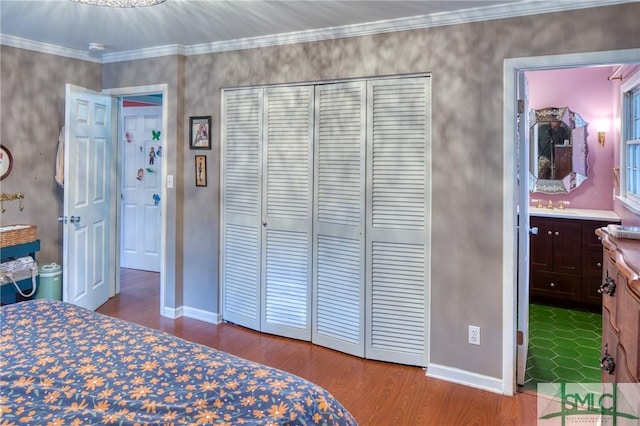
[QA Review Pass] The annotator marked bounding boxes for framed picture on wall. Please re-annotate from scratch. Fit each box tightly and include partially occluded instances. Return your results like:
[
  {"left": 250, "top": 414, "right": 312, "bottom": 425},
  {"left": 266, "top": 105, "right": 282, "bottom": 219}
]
[
  {"left": 195, "top": 155, "right": 207, "bottom": 187},
  {"left": 189, "top": 116, "right": 211, "bottom": 150},
  {"left": 0, "top": 145, "right": 13, "bottom": 181}
]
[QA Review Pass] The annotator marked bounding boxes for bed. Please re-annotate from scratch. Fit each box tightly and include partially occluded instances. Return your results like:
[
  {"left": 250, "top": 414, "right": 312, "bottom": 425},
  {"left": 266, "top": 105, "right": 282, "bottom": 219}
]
[{"left": 0, "top": 299, "right": 358, "bottom": 425}]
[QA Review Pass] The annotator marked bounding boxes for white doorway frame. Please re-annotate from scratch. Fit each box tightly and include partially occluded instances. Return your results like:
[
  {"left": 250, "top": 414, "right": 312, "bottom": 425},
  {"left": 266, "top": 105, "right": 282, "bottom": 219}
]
[
  {"left": 502, "top": 48, "right": 640, "bottom": 396},
  {"left": 103, "top": 84, "right": 169, "bottom": 311}
]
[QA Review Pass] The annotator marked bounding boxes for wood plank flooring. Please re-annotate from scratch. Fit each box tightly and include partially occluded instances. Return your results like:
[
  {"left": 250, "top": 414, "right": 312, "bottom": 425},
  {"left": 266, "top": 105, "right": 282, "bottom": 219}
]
[{"left": 96, "top": 268, "right": 537, "bottom": 425}]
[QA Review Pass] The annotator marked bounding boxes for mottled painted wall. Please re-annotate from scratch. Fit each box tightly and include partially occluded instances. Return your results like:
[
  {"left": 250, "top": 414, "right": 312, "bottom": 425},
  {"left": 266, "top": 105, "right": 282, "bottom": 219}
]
[
  {"left": 0, "top": 46, "right": 101, "bottom": 264},
  {"left": 184, "top": 3, "right": 640, "bottom": 379}
]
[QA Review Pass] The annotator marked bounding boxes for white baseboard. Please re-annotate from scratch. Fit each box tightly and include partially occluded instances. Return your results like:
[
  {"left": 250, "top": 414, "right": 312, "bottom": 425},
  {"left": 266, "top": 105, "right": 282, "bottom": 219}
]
[
  {"left": 183, "top": 306, "right": 222, "bottom": 325},
  {"left": 426, "top": 363, "right": 504, "bottom": 395},
  {"left": 161, "top": 304, "right": 222, "bottom": 324},
  {"left": 161, "top": 305, "right": 183, "bottom": 319}
]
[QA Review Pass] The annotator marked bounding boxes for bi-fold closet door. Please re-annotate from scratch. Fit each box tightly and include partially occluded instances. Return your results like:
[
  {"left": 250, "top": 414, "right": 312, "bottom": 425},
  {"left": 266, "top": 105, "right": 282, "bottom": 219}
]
[
  {"left": 313, "top": 81, "right": 367, "bottom": 358},
  {"left": 220, "top": 85, "right": 314, "bottom": 340},
  {"left": 221, "top": 77, "right": 429, "bottom": 367}
]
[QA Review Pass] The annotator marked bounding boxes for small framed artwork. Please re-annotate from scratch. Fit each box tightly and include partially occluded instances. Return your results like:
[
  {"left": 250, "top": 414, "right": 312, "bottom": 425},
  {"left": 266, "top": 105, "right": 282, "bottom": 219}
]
[
  {"left": 189, "top": 116, "right": 211, "bottom": 150},
  {"left": 0, "top": 145, "right": 13, "bottom": 181},
  {"left": 195, "top": 155, "right": 207, "bottom": 187}
]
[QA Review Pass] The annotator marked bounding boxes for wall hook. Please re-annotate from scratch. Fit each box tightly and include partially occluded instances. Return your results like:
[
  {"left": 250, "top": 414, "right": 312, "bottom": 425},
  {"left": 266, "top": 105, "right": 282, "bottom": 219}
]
[{"left": 0, "top": 192, "right": 25, "bottom": 213}]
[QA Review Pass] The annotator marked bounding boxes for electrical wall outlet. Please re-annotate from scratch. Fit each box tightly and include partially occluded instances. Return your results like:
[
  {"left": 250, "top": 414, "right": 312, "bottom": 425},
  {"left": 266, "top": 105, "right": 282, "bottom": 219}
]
[{"left": 469, "top": 325, "right": 481, "bottom": 345}]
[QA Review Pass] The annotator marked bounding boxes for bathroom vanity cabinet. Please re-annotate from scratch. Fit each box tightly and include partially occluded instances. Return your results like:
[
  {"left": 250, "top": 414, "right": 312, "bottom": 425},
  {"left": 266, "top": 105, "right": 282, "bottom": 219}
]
[
  {"left": 530, "top": 215, "right": 619, "bottom": 309},
  {"left": 596, "top": 228, "right": 640, "bottom": 384}
]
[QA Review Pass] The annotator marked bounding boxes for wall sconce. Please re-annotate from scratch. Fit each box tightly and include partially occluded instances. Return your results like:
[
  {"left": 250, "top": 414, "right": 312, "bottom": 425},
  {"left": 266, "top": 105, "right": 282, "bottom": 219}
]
[
  {"left": 598, "top": 131, "right": 606, "bottom": 147},
  {"left": 595, "top": 118, "right": 610, "bottom": 147}
]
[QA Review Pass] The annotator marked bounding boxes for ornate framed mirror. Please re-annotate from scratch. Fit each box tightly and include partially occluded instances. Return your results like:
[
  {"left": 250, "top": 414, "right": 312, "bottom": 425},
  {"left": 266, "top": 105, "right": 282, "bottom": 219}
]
[{"left": 529, "top": 107, "right": 589, "bottom": 194}]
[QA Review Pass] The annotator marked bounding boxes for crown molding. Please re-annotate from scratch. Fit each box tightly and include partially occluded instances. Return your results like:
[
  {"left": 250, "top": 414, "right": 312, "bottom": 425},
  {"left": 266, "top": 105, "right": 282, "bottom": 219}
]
[
  {"left": 184, "top": 0, "right": 630, "bottom": 55},
  {"left": 0, "top": 34, "right": 102, "bottom": 63},
  {"left": 1, "top": 0, "right": 632, "bottom": 62},
  {"left": 101, "top": 44, "right": 186, "bottom": 64}
]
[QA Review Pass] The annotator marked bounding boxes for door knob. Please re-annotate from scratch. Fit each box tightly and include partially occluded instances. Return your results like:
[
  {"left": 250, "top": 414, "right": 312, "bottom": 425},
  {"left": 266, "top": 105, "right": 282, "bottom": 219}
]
[
  {"left": 58, "top": 216, "right": 68, "bottom": 224},
  {"left": 529, "top": 227, "right": 538, "bottom": 235},
  {"left": 70, "top": 215, "right": 81, "bottom": 224}
]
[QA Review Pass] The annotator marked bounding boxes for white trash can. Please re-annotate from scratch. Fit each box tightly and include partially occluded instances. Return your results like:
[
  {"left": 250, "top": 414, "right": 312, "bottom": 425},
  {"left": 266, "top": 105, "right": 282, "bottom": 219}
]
[{"left": 36, "top": 263, "right": 62, "bottom": 300}]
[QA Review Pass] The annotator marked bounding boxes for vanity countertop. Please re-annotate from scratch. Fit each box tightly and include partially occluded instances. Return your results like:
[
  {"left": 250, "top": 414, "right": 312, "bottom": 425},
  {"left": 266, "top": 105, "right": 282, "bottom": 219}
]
[{"left": 529, "top": 207, "right": 620, "bottom": 221}]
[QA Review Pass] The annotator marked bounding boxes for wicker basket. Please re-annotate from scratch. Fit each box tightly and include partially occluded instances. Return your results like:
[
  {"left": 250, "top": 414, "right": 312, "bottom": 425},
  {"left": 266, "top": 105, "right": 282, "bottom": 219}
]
[{"left": 0, "top": 224, "right": 37, "bottom": 248}]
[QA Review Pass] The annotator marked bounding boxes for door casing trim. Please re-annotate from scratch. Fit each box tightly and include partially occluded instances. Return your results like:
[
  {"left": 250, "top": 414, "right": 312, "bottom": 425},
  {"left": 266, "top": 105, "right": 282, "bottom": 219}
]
[
  {"left": 502, "top": 48, "right": 640, "bottom": 396},
  {"left": 103, "top": 84, "right": 169, "bottom": 312}
]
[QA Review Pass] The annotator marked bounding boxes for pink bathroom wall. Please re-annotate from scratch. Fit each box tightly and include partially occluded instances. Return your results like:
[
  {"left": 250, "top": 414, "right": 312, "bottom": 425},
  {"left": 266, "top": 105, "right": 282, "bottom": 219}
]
[{"left": 526, "top": 66, "right": 616, "bottom": 210}]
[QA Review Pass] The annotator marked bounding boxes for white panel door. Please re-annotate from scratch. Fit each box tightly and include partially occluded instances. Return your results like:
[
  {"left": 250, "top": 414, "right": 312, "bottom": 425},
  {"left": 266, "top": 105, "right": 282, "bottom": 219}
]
[
  {"left": 63, "top": 84, "right": 112, "bottom": 310},
  {"left": 120, "top": 105, "right": 163, "bottom": 272},
  {"left": 313, "top": 82, "right": 366, "bottom": 357},
  {"left": 365, "top": 77, "right": 431, "bottom": 367},
  {"left": 221, "top": 88, "right": 264, "bottom": 330},
  {"left": 517, "top": 72, "right": 531, "bottom": 385},
  {"left": 261, "top": 86, "right": 314, "bottom": 341}
]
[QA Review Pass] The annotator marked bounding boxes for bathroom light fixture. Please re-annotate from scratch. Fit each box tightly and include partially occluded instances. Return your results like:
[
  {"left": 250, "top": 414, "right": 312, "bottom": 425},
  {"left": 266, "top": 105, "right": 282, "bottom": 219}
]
[
  {"left": 595, "top": 118, "right": 609, "bottom": 147},
  {"left": 71, "top": 0, "right": 165, "bottom": 7},
  {"left": 598, "top": 131, "right": 606, "bottom": 147}
]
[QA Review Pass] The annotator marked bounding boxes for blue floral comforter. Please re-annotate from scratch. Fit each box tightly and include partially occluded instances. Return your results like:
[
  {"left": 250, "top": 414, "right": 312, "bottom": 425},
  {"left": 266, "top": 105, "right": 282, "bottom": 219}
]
[{"left": 0, "top": 299, "right": 358, "bottom": 425}]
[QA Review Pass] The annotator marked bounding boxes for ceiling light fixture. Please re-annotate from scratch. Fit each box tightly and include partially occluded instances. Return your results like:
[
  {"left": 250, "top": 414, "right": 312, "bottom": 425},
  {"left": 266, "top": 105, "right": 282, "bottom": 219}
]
[{"left": 71, "top": 0, "right": 166, "bottom": 7}]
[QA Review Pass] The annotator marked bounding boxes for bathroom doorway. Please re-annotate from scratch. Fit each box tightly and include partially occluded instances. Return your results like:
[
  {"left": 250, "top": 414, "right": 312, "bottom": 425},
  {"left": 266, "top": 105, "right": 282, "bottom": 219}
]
[
  {"left": 520, "top": 66, "right": 618, "bottom": 391},
  {"left": 502, "top": 48, "right": 640, "bottom": 396}
]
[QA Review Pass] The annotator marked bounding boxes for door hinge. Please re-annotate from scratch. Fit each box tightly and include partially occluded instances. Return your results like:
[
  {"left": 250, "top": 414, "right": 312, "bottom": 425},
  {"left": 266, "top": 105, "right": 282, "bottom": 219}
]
[
  {"left": 517, "top": 330, "right": 524, "bottom": 345},
  {"left": 517, "top": 99, "right": 525, "bottom": 114}
]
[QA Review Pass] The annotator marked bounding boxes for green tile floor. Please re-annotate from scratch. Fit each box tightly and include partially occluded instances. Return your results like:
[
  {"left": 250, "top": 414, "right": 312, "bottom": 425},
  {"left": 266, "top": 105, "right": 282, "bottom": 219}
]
[{"left": 522, "top": 304, "right": 602, "bottom": 391}]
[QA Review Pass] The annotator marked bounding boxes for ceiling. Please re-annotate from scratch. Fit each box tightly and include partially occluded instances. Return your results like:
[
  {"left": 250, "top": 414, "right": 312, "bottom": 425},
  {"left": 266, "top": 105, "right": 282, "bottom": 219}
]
[{"left": 0, "top": 0, "right": 628, "bottom": 61}]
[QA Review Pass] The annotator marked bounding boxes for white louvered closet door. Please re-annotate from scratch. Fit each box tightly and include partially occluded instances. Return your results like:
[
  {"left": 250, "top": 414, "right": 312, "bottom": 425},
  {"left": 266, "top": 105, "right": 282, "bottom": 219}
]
[
  {"left": 313, "top": 82, "right": 366, "bottom": 357},
  {"left": 366, "top": 77, "right": 431, "bottom": 367},
  {"left": 261, "top": 86, "right": 315, "bottom": 341},
  {"left": 221, "top": 88, "right": 264, "bottom": 330}
]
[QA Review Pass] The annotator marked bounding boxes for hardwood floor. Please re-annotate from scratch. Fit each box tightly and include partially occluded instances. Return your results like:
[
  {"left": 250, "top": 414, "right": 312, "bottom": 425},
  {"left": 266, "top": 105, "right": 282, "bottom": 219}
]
[{"left": 96, "top": 268, "right": 537, "bottom": 425}]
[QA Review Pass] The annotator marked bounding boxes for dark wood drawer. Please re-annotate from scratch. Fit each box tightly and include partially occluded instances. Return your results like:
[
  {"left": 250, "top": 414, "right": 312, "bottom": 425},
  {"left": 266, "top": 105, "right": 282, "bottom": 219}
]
[
  {"left": 581, "top": 275, "right": 602, "bottom": 306},
  {"left": 531, "top": 271, "right": 580, "bottom": 301},
  {"left": 582, "top": 221, "right": 613, "bottom": 251},
  {"left": 582, "top": 250, "right": 604, "bottom": 277}
]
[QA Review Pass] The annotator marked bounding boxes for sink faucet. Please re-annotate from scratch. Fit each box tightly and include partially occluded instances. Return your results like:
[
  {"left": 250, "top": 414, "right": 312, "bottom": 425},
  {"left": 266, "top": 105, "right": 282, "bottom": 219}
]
[
  {"left": 558, "top": 201, "right": 570, "bottom": 210},
  {"left": 546, "top": 200, "right": 554, "bottom": 209}
]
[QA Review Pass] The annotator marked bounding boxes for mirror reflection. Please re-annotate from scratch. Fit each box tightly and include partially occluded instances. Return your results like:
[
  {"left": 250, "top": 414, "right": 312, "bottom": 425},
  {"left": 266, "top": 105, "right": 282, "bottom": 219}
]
[
  {"left": 537, "top": 120, "right": 572, "bottom": 180},
  {"left": 529, "top": 107, "right": 589, "bottom": 194}
]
